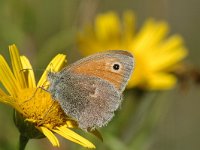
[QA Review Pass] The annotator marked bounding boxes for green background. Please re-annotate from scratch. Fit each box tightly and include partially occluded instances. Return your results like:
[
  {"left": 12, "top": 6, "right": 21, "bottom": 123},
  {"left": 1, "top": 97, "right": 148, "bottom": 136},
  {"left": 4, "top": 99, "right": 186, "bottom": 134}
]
[{"left": 0, "top": 0, "right": 199, "bottom": 150}]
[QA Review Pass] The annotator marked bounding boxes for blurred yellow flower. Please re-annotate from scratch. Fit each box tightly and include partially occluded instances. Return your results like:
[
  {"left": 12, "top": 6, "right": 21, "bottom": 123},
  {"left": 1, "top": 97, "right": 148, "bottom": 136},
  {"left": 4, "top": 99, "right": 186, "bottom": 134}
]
[
  {"left": 0, "top": 45, "right": 95, "bottom": 148},
  {"left": 77, "top": 11, "right": 188, "bottom": 90}
]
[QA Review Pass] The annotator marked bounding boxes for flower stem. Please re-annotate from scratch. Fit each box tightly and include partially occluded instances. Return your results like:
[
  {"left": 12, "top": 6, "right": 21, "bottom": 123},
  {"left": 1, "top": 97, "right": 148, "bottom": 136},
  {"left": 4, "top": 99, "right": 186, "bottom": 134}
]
[{"left": 19, "top": 134, "right": 29, "bottom": 150}]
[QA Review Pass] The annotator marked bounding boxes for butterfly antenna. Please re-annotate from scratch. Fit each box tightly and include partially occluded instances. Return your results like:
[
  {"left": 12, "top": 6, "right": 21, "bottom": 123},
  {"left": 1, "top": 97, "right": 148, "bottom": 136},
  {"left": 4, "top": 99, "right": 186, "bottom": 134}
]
[{"left": 21, "top": 79, "right": 49, "bottom": 104}]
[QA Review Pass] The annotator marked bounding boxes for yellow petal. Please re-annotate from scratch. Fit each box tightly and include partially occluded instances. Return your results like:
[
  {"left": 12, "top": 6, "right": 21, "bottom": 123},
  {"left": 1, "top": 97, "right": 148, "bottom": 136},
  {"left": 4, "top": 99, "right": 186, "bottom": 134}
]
[
  {"left": 66, "top": 120, "right": 78, "bottom": 128},
  {"left": 123, "top": 10, "right": 135, "bottom": 43},
  {"left": 54, "top": 126, "right": 95, "bottom": 148},
  {"left": 95, "top": 12, "right": 120, "bottom": 42},
  {"left": 20, "top": 56, "right": 36, "bottom": 88},
  {"left": 131, "top": 19, "right": 168, "bottom": 54},
  {"left": 0, "top": 88, "right": 7, "bottom": 97},
  {"left": 77, "top": 26, "right": 104, "bottom": 55},
  {"left": 38, "top": 127, "right": 60, "bottom": 147},
  {"left": 37, "top": 54, "right": 66, "bottom": 88},
  {"left": 151, "top": 47, "right": 187, "bottom": 72},
  {"left": 0, "top": 55, "right": 20, "bottom": 96},
  {"left": 9, "top": 44, "right": 27, "bottom": 88},
  {"left": 0, "top": 95, "right": 15, "bottom": 105},
  {"left": 149, "top": 36, "right": 188, "bottom": 71},
  {"left": 0, "top": 94, "right": 20, "bottom": 111},
  {"left": 147, "top": 73, "right": 177, "bottom": 90}
]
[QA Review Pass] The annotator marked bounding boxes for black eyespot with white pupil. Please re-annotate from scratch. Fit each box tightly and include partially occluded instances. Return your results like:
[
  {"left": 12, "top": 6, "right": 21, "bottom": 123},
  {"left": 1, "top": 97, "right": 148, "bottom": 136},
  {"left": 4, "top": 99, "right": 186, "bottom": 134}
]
[{"left": 113, "top": 63, "right": 120, "bottom": 70}]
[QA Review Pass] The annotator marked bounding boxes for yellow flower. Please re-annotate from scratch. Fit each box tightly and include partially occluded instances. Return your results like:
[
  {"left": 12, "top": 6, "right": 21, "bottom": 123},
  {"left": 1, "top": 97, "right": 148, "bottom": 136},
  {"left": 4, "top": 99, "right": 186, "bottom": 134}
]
[
  {"left": 0, "top": 44, "right": 95, "bottom": 148},
  {"left": 77, "top": 11, "right": 188, "bottom": 90}
]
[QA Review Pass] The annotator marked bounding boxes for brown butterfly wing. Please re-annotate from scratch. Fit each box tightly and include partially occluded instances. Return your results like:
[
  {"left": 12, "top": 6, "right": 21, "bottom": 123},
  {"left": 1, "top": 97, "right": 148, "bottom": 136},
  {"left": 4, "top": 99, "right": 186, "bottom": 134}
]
[
  {"left": 51, "top": 73, "right": 121, "bottom": 129},
  {"left": 63, "top": 50, "right": 134, "bottom": 92}
]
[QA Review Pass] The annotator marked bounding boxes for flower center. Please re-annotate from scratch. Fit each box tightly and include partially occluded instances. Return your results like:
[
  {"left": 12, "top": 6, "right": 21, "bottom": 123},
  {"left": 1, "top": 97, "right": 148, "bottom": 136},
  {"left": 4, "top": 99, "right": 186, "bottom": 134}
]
[{"left": 17, "top": 88, "right": 68, "bottom": 129}]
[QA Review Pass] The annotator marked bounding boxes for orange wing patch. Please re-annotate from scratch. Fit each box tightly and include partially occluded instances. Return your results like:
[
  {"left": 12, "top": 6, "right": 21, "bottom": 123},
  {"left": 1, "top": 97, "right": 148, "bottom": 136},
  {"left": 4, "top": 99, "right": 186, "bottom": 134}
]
[{"left": 70, "top": 58, "right": 124, "bottom": 90}]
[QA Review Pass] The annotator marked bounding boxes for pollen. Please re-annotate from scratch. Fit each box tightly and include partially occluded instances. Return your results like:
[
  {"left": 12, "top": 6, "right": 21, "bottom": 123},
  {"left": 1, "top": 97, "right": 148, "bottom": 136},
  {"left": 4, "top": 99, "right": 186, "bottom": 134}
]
[{"left": 18, "top": 88, "right": 68, "bottom": 129}]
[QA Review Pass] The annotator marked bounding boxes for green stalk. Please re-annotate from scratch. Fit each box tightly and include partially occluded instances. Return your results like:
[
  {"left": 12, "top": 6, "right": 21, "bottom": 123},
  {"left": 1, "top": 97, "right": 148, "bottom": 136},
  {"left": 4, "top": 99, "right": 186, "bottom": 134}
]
[{"left": 19, "top": 134, "right": 29, "bottom": 150}]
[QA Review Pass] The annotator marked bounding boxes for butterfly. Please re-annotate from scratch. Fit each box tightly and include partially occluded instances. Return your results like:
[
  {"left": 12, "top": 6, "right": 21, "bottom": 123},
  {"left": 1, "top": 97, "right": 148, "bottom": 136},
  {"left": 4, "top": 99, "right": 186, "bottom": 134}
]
[{"left": 47, "top": 50, "right": 134, "bottom": 130}]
